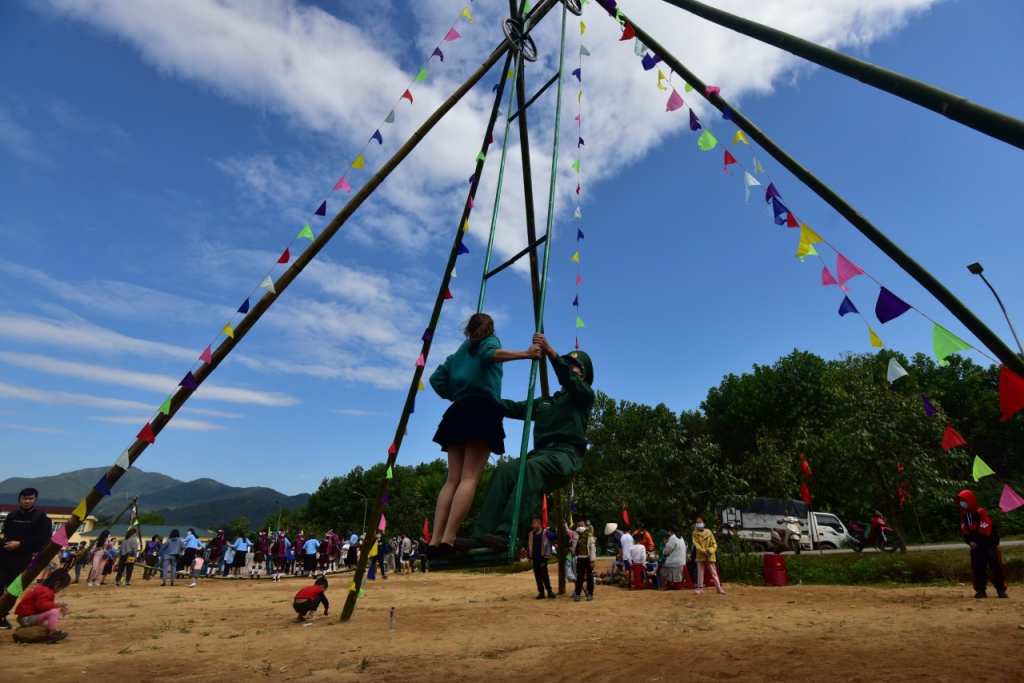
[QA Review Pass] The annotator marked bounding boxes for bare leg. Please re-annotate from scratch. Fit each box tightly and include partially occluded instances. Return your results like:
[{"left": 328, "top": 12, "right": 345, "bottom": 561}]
[
  {"left": 441, "top": 441, "right": 490, "bottom": 545},
  {"left": 431, "top": 445, "right": 465, "bottom": 545}
]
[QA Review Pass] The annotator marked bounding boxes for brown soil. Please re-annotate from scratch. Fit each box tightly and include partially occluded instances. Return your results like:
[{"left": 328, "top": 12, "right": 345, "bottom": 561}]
[{"left": 5, "top": 569, "right": 1021, "bottom": 682}]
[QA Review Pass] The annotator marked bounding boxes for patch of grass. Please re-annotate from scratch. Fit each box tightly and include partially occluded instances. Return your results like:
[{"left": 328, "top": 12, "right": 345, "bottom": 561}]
[
  {"left": 117, "top": 642, "right": 135, "bottom": 655},
  {"left": 358, "top": 657, "right": 372, "bottom": 672},
  {"left": 480, "top": 650, "right": 497, "bottom": 659},
  {"left": 667, "top": 606, "right": 716, "bottom": 632},
  {"left": 124, "top": 601, "right": 137, "bottom": 609},
  {"left": 248, "top": 661, "right": 272, "bottom": 677},
  {"left": 199, "top": 631, "right": 211, "bottom": 637}
]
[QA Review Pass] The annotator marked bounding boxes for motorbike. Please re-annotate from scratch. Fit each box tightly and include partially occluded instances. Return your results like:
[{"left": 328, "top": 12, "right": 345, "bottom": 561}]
[
  {"left": 846, "top": 516, "right": 900, "bottom": 553},
  {"left": 770, "top": 516, "right": 803, "bottom": 554}
]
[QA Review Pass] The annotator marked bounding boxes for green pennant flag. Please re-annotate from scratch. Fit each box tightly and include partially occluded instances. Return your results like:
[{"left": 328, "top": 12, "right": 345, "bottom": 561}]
[
  {"left": 524, "top": 0, "right": 531, "bottom": 12},
  {"left": 697, "top": 129, "right": 719, "bottom": 151},
  {"left": 571, "top": 159, "right": 580, "bottom": 172},
  {"left": 386, "top": 466, "right": 393, "bottom": 480},
  {"left": 933, "top": 324, "right": 972, "bottom": 366},
  {"left": 297, "top": 224, "right": 314, "bottom": 240},
  {"left": 575, "top": 316, "right": 585, "bottom": 328},
  {"left": 415, "top": 68, "right": 427, "bottom": 82},
  {"left": 158, "top": 396, "right": 172, "bottom": 416},
  {"left": 972, "top": 456, "right": 996, "bottom": 482},
  {"left": 684, "top": 82, "right": 693, "bottom": 93},
  {"left": 476, "top": 152, "right": 485, "bottom": 162},
  {"left": 7, "top": 574, "right": 24, "bottom": 597}
]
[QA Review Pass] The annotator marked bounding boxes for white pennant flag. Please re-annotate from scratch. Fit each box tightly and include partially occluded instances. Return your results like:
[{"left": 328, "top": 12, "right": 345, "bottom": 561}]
[
  {"left": 450, "top": 266, "right": 457, "bottom": 279},
  {"left": 260, "top": 275, "right": 276, "bottom": 294},
  {"left": 573, "top": 206, "right": 582, "bottom": 219},
  {"left": 743, "top": 172, "right": 762, "bottom": 203},
  {"left": 634, "top": 39, "right": 646, "bottom": 57},
  {"left": 115, "top": 449, "right": 131, "bottom": 471},
  {"left": 753, "top": 155, "right": 766, "bottom": 174},
  {"left": 887, "top": 358, "right": 909, "bottom": 383}
]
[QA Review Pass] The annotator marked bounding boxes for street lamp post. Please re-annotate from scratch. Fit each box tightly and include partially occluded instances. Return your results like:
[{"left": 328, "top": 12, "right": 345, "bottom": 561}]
[
  {"left": 968, "top": 262, "right": 1024, "bottom": 356},
  {"left": 351, "top": 492, "right": 368, "bottom": 534}
]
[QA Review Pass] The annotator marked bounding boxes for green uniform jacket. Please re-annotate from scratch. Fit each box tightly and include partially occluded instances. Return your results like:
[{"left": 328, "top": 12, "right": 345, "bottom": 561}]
[
  {"left": 499, "top": 355, "right": 595, "bottom": 449},
  {"left": 429, "top": 336, "right": 503, "bottom": 403}
]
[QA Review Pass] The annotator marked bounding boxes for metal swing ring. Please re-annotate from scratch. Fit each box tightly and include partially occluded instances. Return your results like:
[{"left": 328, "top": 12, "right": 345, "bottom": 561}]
[
  {"left": 562, "top": 0, "right": 584, "bottom": 16},
  {"left": 502, "top": 18, "right": 539, "bottom": 63}
]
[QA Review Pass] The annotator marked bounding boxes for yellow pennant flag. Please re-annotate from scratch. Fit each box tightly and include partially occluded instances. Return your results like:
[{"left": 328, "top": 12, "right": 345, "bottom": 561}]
[
  {"left": 580, "top": 21, "right": 586, "bottom": 35},
  {"left": 508, "top": 69, "right": 515, "bottom": 79},
  {"left": 72, "top": 499, "right": 88, "bottom": 520},
  {"left": 806, "top": 244, "right": 818, "bottom": 257},
  {"left": 221, "top": 322, "right": 235, "bottom": 339},
  {"left": 352, "top": 153, "right": 365, "bottom": 169},
  {"left": 368, "top": 541, "right": 379, "bottom": 558},
  {"left": 657, "top": 69, "right": 668, "bottom": 91},
  {"left": 349, "top": 581, "right": 357, "bottom": 592},
  {"left": 733, "top": 130, "right": 748, "bottom": 145},
  {"left": 418, "top": 379, "right": 424, "bottom": 391},
  {"left": 869, "top": 327, "right": 884, "bottom": 348},
  {"left": 462, "top": 219, "right": 469, "bottom": 232},
  {"left": 795, "top": 224, "right": 823, "bottom": 260},
  {"left": 571, "top": 251, "right": 580, "bottom": 263},
  {"left": 461, "top": 7, "right": 473, "bottom": 22},
  {"left": 578, "top": 90, "right": 582, "bottom": 104}
]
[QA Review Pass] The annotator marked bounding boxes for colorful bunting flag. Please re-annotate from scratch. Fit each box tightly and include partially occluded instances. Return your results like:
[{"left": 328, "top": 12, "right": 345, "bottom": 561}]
[
  {"left": 665, "top": 89, "right": 684, "bottom": 112},
  {"left": 999, "top": 365, "right": 1024, "bottom": 421},
  {"left": 415, "top": 353, "right": 425, "bottom": 368},
  {"left": 875, "top": 287, "right": 911, "bottom": 324},
  {"left": 580, "top": 21, "right": 586, "bottom": 35},
  {"left": 260, "top": 275, "right": 276, "bottom": 295},
  {"left": 705, "top": 85, "right": 721, "bottom": 96},
  {"left": 621, "top": 24, "right": 636, "bottom": 41},
  {"left": 921, "top": 393, "right": 938, "bottom": 416},
  {"left": 576, "top": 273, "right": 583, "bottom": 285},
  {"left": 765, "top": 183, "right": 780, "bottom": 203},
  {"left": 7, "top": 575, "right": 24, "bottom": 598},
  {"left": 278, "top": 248, "right": 290, "bottom": 264},
  {"left": 571, "top": 251, "right": 580, "bottom": 263},
  {"left": 200, "top": 346, "right": 213, "bottom": 364},
  {"left": 795, "top": 224, "right": 823, "bottom": 260},
  {"left": 723, "top": 106, "right": 733, "bottom": 121},
  {"left": 580, "top": 45, "right": 590, "bottom": 57},
  {"left": 838, "top": 296, "right": 858, "bottom": 317},
  {"left": 634, "top": 39, "right": 646, "bottom": 57},
  {"left": 868, "top": 327, "right": 883, "bottom": 348},
  {"left": 371, "top": 130, "right": 383, "bottom": 145},
  {"left": 421, "top": 329, "right": 432, "bottom": 342},
  {"left": 418, "top": 379, "right": 424, "bottom": 391},
  {"left": 51, "top": 525, "right": 69, "bottom": 547},
  {"left": 574, "top": 206, "right": 582, "bottom": 219},
  {"left": 822, "top": 266, "right": 839, "bottom": 287},
  {"left": 444, "top": 288, "right": 453, "bottom": 300},
  {"left": 115, "top": 449, "right": 131, "bottom": 470},
  {"left": 753, "top": 156, "right": 766, "bottom": 174},
  {"left": 887, "top": 358, "right": 909, "bottom": 383},
  {"left": 689, "top": 109, "right": 701, "bottom": 131},
  {"left": 179, "top": 371, "right": 198, "bottom": 390},
  {"left": 402, "top": 90, "right": 413, "bottom": 103},
  {"left": 158, "top": 395, "right": 172, "bottom": 415},
  {"left": 572, "top": 159, "right": 580, "bottom": 172},
  {"left": 723, "top": 150, "right": 737, "bottom": 174},
  {"left": 334, "top": 177, "right": 351, "bottom": 193},
  {"left": 221, "top": 322, "right": 235, "bottom": 338},
  {"left": 462, "top": 7, "right": 473, "bottom": 22},
  {"left": 572, "top": 295, "right": 579, "bottom": 306},
  {"left": 423, "top": 517, "right": 432, "bottom": 543},
  {"left": 444, "top": 28, "right": 460, "bottom": 41},
  {"left": 388, "top": 442, "right": 397, "bottom": 456},
  {"left": 577, "top": 228, "right": 585, "bottom": 240},
  {"left": 352, "top": 154, "right": 365, "bottom": 169},
  {"left": 378, "top": 513, "right": 387, "bottom": 531},
  {"left": 238, "top": 298, "right": 251, "bottom": 315},
  {"left": 72, "top": 500, "right": 87, "bottom": 520},
  {"left": 431, "top": 47, "right": 444, "bottom": 62},
  {"left": 94, "top": 474, "right": 111, "bottom": 496},
  {"left": 999, "top": 484, "right": 1024, "bottom": 512},
  {"left": 933, "top": 324, "right": 972, "bottom": 366},
  {"left": 657, "top": 69, "right": 668, "bottom": 90},
  {"left": 380, "top": 491, "right": 388, "bottom": 506},
  {"left": 572, "top": 67, "right": 581, "bottom": 81},
  {"left": 462, "top": 219, "right": 469, "bottom": 232},
  {"left": 575, "top": 316, "right": 585, "bottom": 328},
  {"left": 836, "top": 254, "right": 864, "bottom": 287},
  {"left": 743, "top": 172, "right": 761, "bottom": 203},
  {"left": 684, "top": 82, "right": 693, "bottom": 93},
  {"left": 385, "top": 110, "right": 396, "bottom": 123},
  {"left": 941, "top": 424, "right": 967, "bottom": 451},
  {"left": 297, "top": 225, "right": 314, "bottom": 241},
  {"left": 137, "top": 422, "right": 155, "bottom": 444},
  {"left": 771, "top": 196, "right": 789, "bottom": 225},
  {"left": 385, "top": 466, "right": 393, "bottom": 480},
  {"left": 972, "top": 456, "right": 996, "bottom": 481},
  {"left": 733, "top": 130, "right": 748, "bottom": 145},
  {"left": 415, "top": 68, "right": 427, "bottom": 82},
  {"left": 457, "top": 242, "right": 469, "bottom": 255},
  {"left": 697, "top": 129, "right": 718, "bottom": 151},
  {"left": 786, "top": 213, "right": 799, "bottom": 228},
  {"left": 641, "top": 53, "right": 655, "bottom": 70}
]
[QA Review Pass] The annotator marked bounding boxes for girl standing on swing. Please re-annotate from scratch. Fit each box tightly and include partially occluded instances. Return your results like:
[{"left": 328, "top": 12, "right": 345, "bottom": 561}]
[{"left": 428, "top": 313, "right": 540, "bottom": 556}]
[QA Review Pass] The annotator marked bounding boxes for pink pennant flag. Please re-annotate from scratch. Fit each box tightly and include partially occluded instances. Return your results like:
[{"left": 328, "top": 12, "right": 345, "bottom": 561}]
[
  {"left": 822, "top": 266, "right": 839, "bottom": 287},
  {"left": 836, "top": 254, "right": 865, "bottom": 287},
  {"left": 467, "top": 196, "right": 474, "bottom": 209},
  {"left": 415, "top": 353, "right": 425, "bottom": 368},
  {"left": 574, "top": 114, "right": 581, "bottom": 122},
  {"left": 199, "top": 346, "right": 212, "bottom": 364},
  {"left": 576, "top": 273, "right": 583, "bottom": 285},
  {"left": 334, "top": 177, "right": 352, "bottom": 193},
  {"left": 705, "top": 85, "right": 721, "bottom": 97},
  {"left": 51, "top": 525, "right": 69, "bottom": 547},
  {"left": 444, "top": 28, "right": 461, "bottom": 41},
  {"left": 378, "top": 513, "right": 387, "bottom": 531},
  {"left": 665, "top": 89, "right": 684, "bottom": 112},
  {"left": 1000, "top": 484, "right": 1024, "bottom": 512}
]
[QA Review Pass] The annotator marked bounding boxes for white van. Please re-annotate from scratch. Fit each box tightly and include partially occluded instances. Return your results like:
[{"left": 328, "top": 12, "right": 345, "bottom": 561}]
[{"left": 718, "top": 499, "right": 850, "bottom": 552}]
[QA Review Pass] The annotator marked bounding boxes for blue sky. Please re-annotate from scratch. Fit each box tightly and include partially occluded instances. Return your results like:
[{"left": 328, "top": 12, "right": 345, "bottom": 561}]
[{"left": 1, "top": 0, "right": 1021, "bottom": 495}]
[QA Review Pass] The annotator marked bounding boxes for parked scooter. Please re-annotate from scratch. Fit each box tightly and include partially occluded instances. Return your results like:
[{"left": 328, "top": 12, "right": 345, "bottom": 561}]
[
  {"left": 846, "top": 513, "right": 900, "bottom": 553},
  {"left": 770, "top": 516, "right": 803, "bottom": 554}
]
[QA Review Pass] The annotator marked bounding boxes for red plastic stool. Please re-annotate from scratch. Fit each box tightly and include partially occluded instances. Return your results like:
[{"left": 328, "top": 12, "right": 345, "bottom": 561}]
[
  {"left": 665, "top": 566, "right": 694, "bottom": 591},
  {"left": 628, "top": 564, "right": 646, "bottom": 591},
  {"left": 763, "top": 553, "right": 789, "bottom": 586}
]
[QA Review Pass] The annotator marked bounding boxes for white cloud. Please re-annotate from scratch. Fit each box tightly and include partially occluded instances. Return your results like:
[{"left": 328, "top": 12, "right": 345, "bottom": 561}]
[
  {"left": 4, "top": 424, "right": 70, "bottom": 435},
  {"left": 88, "top": 415, "right": 228, "bottom": 432},
  {"left": 0, "top": 106, "right": 40, "bottom": 161},
  {"left": 332, "top": 409, "right": 388, "bottom": 417}
]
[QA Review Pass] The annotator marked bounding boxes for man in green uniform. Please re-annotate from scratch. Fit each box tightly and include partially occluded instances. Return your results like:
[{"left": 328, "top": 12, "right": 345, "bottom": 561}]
[{"left": 472, "top": 333, "right": 595, "bottom": 549}]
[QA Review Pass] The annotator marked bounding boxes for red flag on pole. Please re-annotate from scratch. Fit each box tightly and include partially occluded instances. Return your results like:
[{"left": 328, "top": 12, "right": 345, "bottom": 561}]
[
  {"left": 622, "top": 502, "right": 630, "bottom": 527},
  {"left": 941, "top": 424, "right": 967, "bottom": 451},
  {"left": 423, "top": 517, "right": 431, "bottom": 543},
  {"left": 542, "top": 495, "right": 548, "bottom": 528},
  {"left": 800, "top": 482, "right": 812, "bottom": 505}
]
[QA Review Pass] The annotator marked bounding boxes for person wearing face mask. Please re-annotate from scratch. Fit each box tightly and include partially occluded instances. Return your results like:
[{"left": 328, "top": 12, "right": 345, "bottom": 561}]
[
  {"left": 691, "top": 517, "right": 725, "bottom": 596},
  {"left": 956, "top": 490, "right": 1008, "bottom": 599},
  {"left": 565, "top": 518, "right": 596, "bottom": 602}
]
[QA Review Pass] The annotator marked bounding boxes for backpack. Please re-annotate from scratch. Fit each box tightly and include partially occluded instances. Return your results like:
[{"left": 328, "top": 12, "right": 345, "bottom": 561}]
[{"left": 13, "top": 625, "right": 49, "bottom": 644}]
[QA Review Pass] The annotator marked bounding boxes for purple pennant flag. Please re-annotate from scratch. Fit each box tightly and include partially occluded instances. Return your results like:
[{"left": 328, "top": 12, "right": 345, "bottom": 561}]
[
  {"left": 94, "top": 474, "right": 111, "bottom": 496},
  {"left": 578, "top": 137, "right": 584, "bottom": 147},
  {"left": 371, "top": 130, "right": 383, "bottom": 145},
  {"left": 641, "top": 53, "right": 655, "bottom": 71},
  {"left": 457, "top": 242, "right": 469, "bottom": 255},
  {"left": 572, "top": 67, "right": 581, "bottom": 81},
  {"left": 315, "top": 201, "right": 327, "bottom": 216},
  {"left": 421, "top": 328, "right": 432, "bottom": 342},
  {"left": 469, "top": 173, "right": 476, "bottom": 185},
  {"left": 875, "top": 287, "right": 912, "bottom": 324},
  {"left": 572, "top": 295, "right": 579, "bottom": 306},
  {"left": 577, "top": 228, "right": 585, "bottom": 240},
  {"left": 765, "top": 182, "right": 781, "bottom": 203},
  {"left": 771, "top": 196, "right": 789, "bottom": 225},
  {"left": 838, "top": 296, "right": 858, "bottom": 317},
  {"left": 432, "top": 47, "right": 444, "bottom": 62},
  {"left": 689, "top": 110, "right": 701, "bottom": 131},
  {"left": 492, "top": 83, "right": 499, "bottom": 93},
  {"left": 723, "top": 106, "right": 733, "bottom": 121},
  {"left": 921, "top": 393, "right": 938, "bottom": 417},
  {"left": 238, "top": 298, "right": 250, "bottom": 314},
  {"left": 652, "top": 54, "right": 662, "bottom": 65},
  {"left": 179, "top": 371, "right": 198, "bottom": 390},
  {"left": 570, "top": 502, "right": 577, "bottom": 512},
  {"left": 380, "top": 492, "right": 389, "bottom": 505},
  {"left": 409, "top": 399, "right": 415, "bottom": 414}
]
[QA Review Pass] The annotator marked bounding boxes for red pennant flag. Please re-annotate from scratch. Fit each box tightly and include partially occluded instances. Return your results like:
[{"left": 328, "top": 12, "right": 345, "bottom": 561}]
[
  {"left": 278, "top": 248, "right": 290, "bottom": 264},
  {"left": 402, "top": 89, "right": 413, "bottom": 103},
  {"left": 576, "top": 184, "right": 580, "bottom": 195},
  {"left": 423, "top": 517, "right": 431, "bottom": 544},
  {"left": 489, "top": 133, "right": 494, "bottom": 145},
  {"left": 622, "top": 502, "right": 630, "bottom": 526},
  {"left": 723, "top": 150, "right": 737, "bottom": 174},
  {"left": 388, "top": 442, "right": 397, "bottom": 455},
  {"left": 575, "top": 336, "right": 579, "bottom": 350},
  {"left": 786, "top": 213, "right": 799, "bottom": 228},
  {"left": 444, "top": 288, "right": 454, "bottom": 300},
  {"left": 999, "top": 365, "right": 1024, "bottom": 421},
  {"left": 137, "top": 422, "right": 155, "bottom": 445},
  {"left": 542, "top": 494, "right": 548, "bottom": 528},
  {"left": 898, "top": 481, "right": 912, "bottom": 505},
  {"left": 620, "top": 24, "right": 636, "bottom": 41},
  {"left": 800, "top": 482, "right": 812, "bottom": 505},
  {"left": 941, "top": 424, "right": 967, "bottom": 451}
]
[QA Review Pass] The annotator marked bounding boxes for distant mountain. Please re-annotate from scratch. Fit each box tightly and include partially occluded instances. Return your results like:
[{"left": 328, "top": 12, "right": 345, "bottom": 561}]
[{"left": 0, "top": 467, "right": 309, "bottom": 529}]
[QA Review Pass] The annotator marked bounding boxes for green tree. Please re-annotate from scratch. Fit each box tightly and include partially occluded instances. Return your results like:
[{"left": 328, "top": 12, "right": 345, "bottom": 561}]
[{"left": 137, "top": 511, "right": 166, "bottom": 526}]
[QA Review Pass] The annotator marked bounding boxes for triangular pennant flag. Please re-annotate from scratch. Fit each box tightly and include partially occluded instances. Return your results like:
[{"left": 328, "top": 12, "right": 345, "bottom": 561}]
[
  {"left": 444, "top": 288, "right": 453, "bottom": 300},
  {"left": 221, "top": 322, "right": 234, "bottom": 338},
  {"left": 575, "top": 336, "right": 579, "bottom": 350},
  {"left": 315, "top": 202, "right": 326, "bottom": 217},
  {"left": 402, "top": 90, "right": 413, "bottom": 103},
  {"left": 72, "top": 500, "right": 88, "bottom": 520},
  {"left": 421, "top": 328, "right": 432, "bottom": 342},
  {"left": 765, "top": 183, "right": 780, "bottom": 203},
  {"left": 157, "top": 395, "right": 172, "bottom": 415},
  {"left": 388, "top": 442, "right": 397, "bottom": 455},
  {"left": 634, "top": 38, "right": 647, "bottom": 57},
  {"left": 771, "top": 196, "right": 789, "bottom": 225},
  {"left": 444, "top": 28, "right": 460, "bottom": 41},
  {"left": 921, "top": 393, "right": 938, "bottom": 416},
  {"left": 352, "top": 154, "right": 365, "bottom": 169},
  {"left": 620, "top": 24, "right": 636, "bottom": 41},
  {"left": 385, "top": 110, "right": 396, "bottom": 123},
  {"left": 238, "top": 298, "right": 251, "bottom": 315},
  {"left": 580, "top": 44, "right": 590, "bottom": 56},
  {"left": 572, "top": 295, "right": 579, "bottom": 306},
  {"left": 580, "top": 20, "right": 586, "bottom": 35},
  {"left": 665, "top": 89, "right": 684, "bottom": 112},
  {"left": 462, "top": 7, "right": 473, "bottom": 22},
  {"left": 999, "top": 484, "right": 1024, "bottom": 512},
  {"left": 723, "top": 150, "right": 737, "bottom": 174},
  {"left": 468, "top": 173, "right": 476, "bottom": 185},
  {"left": 933, "top": 324, "right": 972, "bottom": 366},
  {"left": 705, "top": 85, "right": 721, "bottom": 96},
  {"left": 972, "top": 456, "right": 996, "bottom": 482},
  {"left": 462, "top": 219, "right": 469, "bottom": 232},
  {"left": 656, "top": 69, "right": 668, "bottom": 90},
  {"left": 822, "top": 266, "right": 839, "bottom": 287},
  {"left": 379, "top": 513, "right": 387, "bottom": 531},
  {"left": 576, "top": 184, "right": 580, "bottom": 195},
  {"left": 278, "top": 248, "right": 290, "bottom": 264},
  {"left": 578, "top": 90, "right": 582, "bottom": 104},
  {"left": 431, "top": 47, "right": 444, "bottom": 62},
  {"left": 418, "top": 378, "right": 424, "bottom": 391},
  {"left": 573, "top": 206, "right": 582, "bottom": 219},
  {"left": 7, "top": 575, "right": 24, "bottom": 598},
  {"left": 380, "top": 491, "right": 388, "bottom": 506},
  {"left": 450, "top": 266, "right": 457, "bottom": 278},
  {"left": 415, "top": 68, "right": 427, "bottom": 82},
  {"left": 999, "top": 365, "right": 1024, "bottom": 421},
  {"left": 371, "top": 130, "right": 383, "bottom": 145},
  {"left": 137, "top": 422, "right": 155, "bottom": 444},
  {"left": 575, "top": 316, "right": 585, "bottom": 328},
  {"left": 297, "top": 225, "right": 314, "bottom": 241},
  {"left": 887, "top": 358, "right": 909, "bottom": 383},
  {"left": 697, "top": 129, "right": 718, "bottom": 151},
  {"left": 753, "top": 156, "right": 766, "bottom": 174},
  {"left": 51, "top": 525, "right": 69, "bottom": 547},
  {"left": 796, "top": 224, "right": 823, "bottom": 260},
  {"left": 875, "top": 287, "right": 911, "bottom": 324},
  {"left": 577, "top": 228, "right": 585, "bottom": 240},
  {"left": 743, "top": 171, "right": 761, "bottom": 203},
  {"left": 115, "top": 449, "right": 131, "bottom": 470},
  {"left": 260, "top": 275, "right": 276, "bottom": 294},
  {"left": 869, "top": 327, "right": 884, "bottom": 348},
  {"left": 385, "top": 466, "right": 393, "bottom": 480},
  {"left": 475, "top": 152, "right": 485, "bottom": 162},
  {"left": 574, "top": 113, "right": 581, "bottom": 122},
  {"left": 415, "top": 353, "right": 425, "bottom": 368},
  {"left": 572, "top": 67, "right": 581, "bottom": 81},
  {"left": 684, "top": 82, "right": 693, "bottom": 93},
  {"left": 334, "top": 176, "right": 351, "bottom": 193},
  {"left": 838, "top": 296, "right": 858, "bottom": 317},
  {"left": 179, "top": 371, "right": 198, "bottom": 390},
  {"left": 571, "top": 251, "right": 579, "bottom": 263},
  {"left": 94, "top": 474, "right": 111, "bottom": 496},
  {"left": 524, "top": 0, "right": 531, "bottom": 12},
  {"left": 786, "top": 213, "right": 799, "bottom": 228},
  {"left": 941, "top": 424, "right": 967, "bottom": 451},
  {"left": 571, "top": 159, "right": 580, "bottom": 172},
  {"left": 641, "top": 53, "right": 655, "bottom": 71},
  {"left": 733, "top": 130, "right": 748, "bottom": 145},
  {"left": 576, "top": 273, "right": 583, "bottom": 285},
  {"left": 806, "top": 244, "right": 818, "bottom": 257},
  {"left": 457, "top": 242, "right": 469, "bottom": 255},
  {"left": 689, "top": 109, "right": 701, "bottom": 131},
  {"left": 200, "top": 346, "right": 212, "bottom": 364},
  {"left": 723, "top": 106, "right": 733, "bottom": 121},
  {"left": 836, "top": 254, "right": 864, "bottom": 286}
]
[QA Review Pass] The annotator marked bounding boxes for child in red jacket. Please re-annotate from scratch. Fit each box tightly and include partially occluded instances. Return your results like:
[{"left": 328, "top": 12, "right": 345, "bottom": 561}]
[
  {"left": 956, "top": 490, "right": 1008, "bottom": 599},
  {"left": 292, "top": 576, "right": 329, "bottom": 622},
  {"left": 15, "top": 568, "right": 70, "bottom": 643}
]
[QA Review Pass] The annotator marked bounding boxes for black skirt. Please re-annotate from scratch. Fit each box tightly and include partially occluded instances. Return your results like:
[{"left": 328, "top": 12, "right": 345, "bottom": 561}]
[{"left": 433, "top": 395, "right": 505, "bottom": 455}]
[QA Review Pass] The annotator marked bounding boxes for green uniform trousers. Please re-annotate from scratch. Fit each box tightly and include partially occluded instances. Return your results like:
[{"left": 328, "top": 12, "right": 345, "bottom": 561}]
[{"left": 473, "top": 446, "right": 582, "bottom": 537}]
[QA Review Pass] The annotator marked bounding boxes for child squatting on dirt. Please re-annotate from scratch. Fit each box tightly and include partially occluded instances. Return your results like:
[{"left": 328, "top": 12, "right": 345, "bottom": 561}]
[
  {"left": 292, "top": 576, "right": 329, "bottom": 622},
  {"left": 14, "top": 568, "right": 71, "bottom": 643}
]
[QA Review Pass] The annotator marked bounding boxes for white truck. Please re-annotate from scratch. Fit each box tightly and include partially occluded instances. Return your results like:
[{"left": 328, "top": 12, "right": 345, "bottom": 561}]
[{"left": 717, "top": 498, "right": 850, "bottom": 552}]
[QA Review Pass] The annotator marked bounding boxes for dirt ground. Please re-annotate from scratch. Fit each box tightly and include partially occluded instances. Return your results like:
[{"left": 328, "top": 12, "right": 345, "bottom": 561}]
[{"left": 4, "top": 567, "right": 1021, "bottom": 683}]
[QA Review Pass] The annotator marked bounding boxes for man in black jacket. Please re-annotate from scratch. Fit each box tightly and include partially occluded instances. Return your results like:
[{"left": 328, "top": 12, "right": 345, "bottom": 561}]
[{"left": 0, "top": 488, "right": 53, "bottom": 629}]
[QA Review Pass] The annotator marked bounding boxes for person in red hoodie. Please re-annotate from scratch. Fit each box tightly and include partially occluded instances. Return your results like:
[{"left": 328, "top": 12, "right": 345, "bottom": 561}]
[
  {"left": 956, "top": 490, "right": 1008, "bottom": 599},
  {"left": 292, "top": 576, "right": 329, "bottom": 622},
  {"left": 14, "top": 568, "right": 70, "bottom": 643}
]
